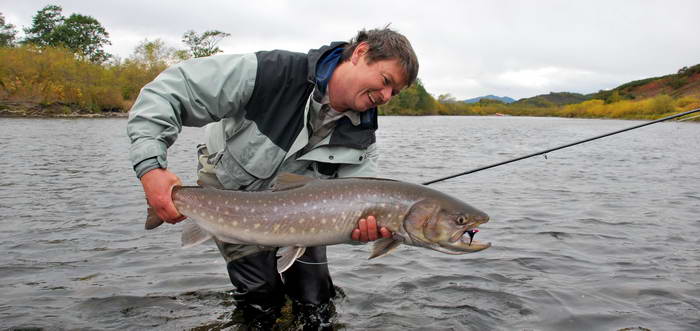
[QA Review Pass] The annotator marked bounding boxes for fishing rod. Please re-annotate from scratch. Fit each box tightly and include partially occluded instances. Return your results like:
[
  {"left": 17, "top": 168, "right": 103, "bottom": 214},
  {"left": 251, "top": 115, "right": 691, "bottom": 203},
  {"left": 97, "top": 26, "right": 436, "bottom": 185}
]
[{"left": 422, "top": 107, "right": 700, "bottom": 186}]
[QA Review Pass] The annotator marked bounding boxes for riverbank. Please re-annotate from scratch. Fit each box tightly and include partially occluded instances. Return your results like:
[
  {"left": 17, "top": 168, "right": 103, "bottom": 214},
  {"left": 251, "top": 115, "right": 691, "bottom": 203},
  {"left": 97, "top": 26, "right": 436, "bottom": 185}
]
[{"left": 0, "top": 101, "right": 128, "bottom": 118}]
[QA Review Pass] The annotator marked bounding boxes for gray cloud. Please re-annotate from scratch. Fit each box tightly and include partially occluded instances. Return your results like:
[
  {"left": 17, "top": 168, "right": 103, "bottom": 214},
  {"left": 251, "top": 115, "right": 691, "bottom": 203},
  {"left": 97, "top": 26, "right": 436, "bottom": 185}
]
[{"left": 4, "top": 0, "right": 700, "bottom": 99}]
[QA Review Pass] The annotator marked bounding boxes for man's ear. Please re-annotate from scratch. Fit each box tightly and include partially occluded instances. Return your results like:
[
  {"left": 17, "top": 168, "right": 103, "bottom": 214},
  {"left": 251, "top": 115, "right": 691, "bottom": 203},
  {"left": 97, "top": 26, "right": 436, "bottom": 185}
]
[{"left": 351, "top": 42, "right": 369, "bottom": 65}]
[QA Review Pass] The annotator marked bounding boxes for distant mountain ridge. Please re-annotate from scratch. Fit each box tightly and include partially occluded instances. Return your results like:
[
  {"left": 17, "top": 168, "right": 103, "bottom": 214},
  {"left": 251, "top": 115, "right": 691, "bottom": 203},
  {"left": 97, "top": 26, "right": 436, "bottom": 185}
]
[
  {"left": 591, "top": 63, "right": 700, "bottom": 101},
  {"left": 461, "top": 63, "right": 700, "bottom": 108},
  {"left": 513, "top": 92, "right": 591, "bottom": 107},
  {"left": 464, "top": 95, "right": 515, "bottom": 104}
]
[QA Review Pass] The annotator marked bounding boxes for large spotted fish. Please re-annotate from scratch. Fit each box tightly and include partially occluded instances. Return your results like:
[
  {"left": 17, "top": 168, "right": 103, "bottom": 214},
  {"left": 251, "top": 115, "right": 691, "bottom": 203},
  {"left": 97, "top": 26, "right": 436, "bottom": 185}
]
[{"left": 145, "top": 173, "right": 491, "bottom": 272}]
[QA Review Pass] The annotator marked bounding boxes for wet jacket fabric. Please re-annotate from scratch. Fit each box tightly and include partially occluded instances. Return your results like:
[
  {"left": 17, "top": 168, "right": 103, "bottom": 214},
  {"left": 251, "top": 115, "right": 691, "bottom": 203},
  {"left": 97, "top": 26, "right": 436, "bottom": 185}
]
[{"left": 127, "top": 42, "right": 379, "bottom": 187}]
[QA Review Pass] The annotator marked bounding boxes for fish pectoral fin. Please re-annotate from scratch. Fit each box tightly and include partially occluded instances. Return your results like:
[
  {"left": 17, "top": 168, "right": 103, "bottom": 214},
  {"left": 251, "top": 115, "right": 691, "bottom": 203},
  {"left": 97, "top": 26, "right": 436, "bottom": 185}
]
[
  {"left": 181, "top": 221, "right": 213, "bottom": 248},
  {"left": 272, "top": 172, "right": 316, "bottom": 191},
  {"left": 369, "top": 238, "right": 403, "bottom": 259},
  {"left": 276, "top": 246, "right": 306, "bottom": 273}
]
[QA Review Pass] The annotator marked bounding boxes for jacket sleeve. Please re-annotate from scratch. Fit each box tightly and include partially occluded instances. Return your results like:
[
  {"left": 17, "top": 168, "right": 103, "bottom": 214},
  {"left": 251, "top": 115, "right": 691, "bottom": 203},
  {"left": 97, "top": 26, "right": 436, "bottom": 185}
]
[
  {"left": 126, "top": 53, "right": 258, "bottom": 178},
  {"left": 336, "top": 143, "right": 379, "bottom": 178}
]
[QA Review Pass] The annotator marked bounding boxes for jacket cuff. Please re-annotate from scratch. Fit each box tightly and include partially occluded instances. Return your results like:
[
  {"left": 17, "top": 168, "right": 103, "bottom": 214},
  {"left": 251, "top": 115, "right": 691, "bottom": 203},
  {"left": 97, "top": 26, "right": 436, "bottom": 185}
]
[
  {"left": 129, "top": 139, "right": 168, "bottom": 178},
  {"left": 134, "top": 157, "right": 162, "bottom": 179}
]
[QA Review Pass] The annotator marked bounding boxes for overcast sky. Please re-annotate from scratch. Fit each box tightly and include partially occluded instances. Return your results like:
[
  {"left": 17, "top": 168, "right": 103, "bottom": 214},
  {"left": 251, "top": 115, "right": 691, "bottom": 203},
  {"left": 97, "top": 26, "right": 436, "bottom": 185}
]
[{"left": 4, "top": 0, "right": 700, "bottom": 100}]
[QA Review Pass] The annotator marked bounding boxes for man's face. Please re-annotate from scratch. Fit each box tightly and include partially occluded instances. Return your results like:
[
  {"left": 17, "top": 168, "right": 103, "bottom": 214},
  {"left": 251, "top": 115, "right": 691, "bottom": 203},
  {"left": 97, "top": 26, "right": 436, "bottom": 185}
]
[{"left": 331, "top": 43, "right": 408, "bottom": 112}]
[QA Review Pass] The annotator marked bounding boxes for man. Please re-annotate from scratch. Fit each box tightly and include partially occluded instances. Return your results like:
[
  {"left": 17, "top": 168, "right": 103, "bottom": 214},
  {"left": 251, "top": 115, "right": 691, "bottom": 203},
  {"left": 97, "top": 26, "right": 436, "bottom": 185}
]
[{"left": 127, "top": 27, "right": 418, "bottom": 328}]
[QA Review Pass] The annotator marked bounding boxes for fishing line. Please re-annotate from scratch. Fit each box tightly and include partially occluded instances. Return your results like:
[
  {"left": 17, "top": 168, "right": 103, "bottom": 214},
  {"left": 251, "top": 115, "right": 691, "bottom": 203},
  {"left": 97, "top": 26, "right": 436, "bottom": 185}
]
[{"left": 422, "top": 108, "right": 700, "bottom": 186}]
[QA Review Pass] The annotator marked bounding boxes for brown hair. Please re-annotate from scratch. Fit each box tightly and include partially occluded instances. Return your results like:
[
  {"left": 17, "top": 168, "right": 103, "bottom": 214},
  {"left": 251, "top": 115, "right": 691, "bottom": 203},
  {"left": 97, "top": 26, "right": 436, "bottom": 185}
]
[{"left": 342, "top": 27, "right": 419, "bottom": 86}]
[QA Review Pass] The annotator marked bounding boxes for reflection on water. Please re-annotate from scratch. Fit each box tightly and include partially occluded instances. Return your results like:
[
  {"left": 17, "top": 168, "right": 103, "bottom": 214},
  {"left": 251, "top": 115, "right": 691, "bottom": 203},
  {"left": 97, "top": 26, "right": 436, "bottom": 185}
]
[{"left": 1, "top": 116, "right": 699, "bottom": 330}]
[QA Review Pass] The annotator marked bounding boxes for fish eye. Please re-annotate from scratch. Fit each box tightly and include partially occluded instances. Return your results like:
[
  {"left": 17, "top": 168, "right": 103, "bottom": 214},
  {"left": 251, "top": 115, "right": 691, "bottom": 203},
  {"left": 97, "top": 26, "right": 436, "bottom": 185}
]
[{"left": 456, "top": 216, "right": 467, "bottom": 225}]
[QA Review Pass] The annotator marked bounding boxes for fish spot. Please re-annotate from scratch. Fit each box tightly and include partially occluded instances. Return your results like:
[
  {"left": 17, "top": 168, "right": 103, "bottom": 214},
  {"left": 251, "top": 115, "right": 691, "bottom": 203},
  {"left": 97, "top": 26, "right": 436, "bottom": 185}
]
[
  {"left": 254, "top": 224, "right": 260, "bottom": 229},
  {"left": 235, "top": 206, "right": 240, "bottom": 211},
  {"left": 300, "top": 219, "right": 306, "bottom": 224},
  {"left": 290, "top": 227, "right": 296, "bottom": 233},
  {"left": 208, "top": 201, "right": 212, "bottom": 205},
  {"left": 243, "top": 217, "right": 247, "bottom": 223},
  {"left": 274, "top": 224, "right": 280, "bottom": 231},
  {"left": 323, "top": 199, "right": 327, "bottom": 203},
  {"left": 233, "top": 221, "right": 238, "bottom": 226},
  {"left": 303, "top": 202, "right": 308, "bottom": 207},
  {"left": 251, "top": 208, "right": 255, "bottom": 213},
  {"left": 310, "top": 227, "right": 316, "bottom": 233},
  {"left": 274, "top": 207, "right": 278, "bottom": 212},
  {"left": 321, "top": 219, "right": 327, "bottom": 224}
]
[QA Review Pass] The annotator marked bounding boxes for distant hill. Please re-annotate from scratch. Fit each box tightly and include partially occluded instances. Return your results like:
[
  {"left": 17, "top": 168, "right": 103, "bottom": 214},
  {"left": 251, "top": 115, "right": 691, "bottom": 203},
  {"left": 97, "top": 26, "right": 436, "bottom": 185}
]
[
  {"left": 513, "top": 92, "right": 590, "bottom": 107},
  {"left": 464, "top": 95, "right": 515, "bottom": 104},
  {"left": 591, "top": 63, "right": 700, "bottom": 102}
]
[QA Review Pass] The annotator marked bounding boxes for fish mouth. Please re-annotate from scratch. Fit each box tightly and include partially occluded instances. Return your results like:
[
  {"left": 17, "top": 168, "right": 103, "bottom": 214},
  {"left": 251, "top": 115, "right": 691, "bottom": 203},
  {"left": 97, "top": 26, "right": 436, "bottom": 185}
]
[
  {"left": 448, "top": 226, "right": 479, "bottom": 243},
  {"left": 448, "top": 214, "right": 490, "bottom": 243},
  {"left": 441, "top": 227, "right": 490, "bottom": 252}
]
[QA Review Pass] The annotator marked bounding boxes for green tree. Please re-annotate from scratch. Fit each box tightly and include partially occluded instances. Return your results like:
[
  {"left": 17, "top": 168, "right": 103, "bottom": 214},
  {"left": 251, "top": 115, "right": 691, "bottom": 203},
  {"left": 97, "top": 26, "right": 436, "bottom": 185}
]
[
  {"left": 22, "top": 5, "right": 111, "bottom": 63},
  {"left": 130, "top": 38, "right": 188, "bottom": 69},
  {"left": 22, "top": 5, "right": 63, "bottom": 46},
  {"left": 0, "top": 13, "right": 18, "bottom": 47},
  {"left": 52, "top": 14, "right": 111, "bottom": 62},
  {"left": 182, "top": 30, "right": 230, "bottom": 58},
  {"left": 605, "top": 90, "right": 622, "bottom": 104}
]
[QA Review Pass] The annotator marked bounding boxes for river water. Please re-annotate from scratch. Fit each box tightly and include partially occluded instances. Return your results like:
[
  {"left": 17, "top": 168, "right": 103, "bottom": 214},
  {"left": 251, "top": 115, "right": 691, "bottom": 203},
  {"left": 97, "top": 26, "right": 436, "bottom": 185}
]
[{"left": 0, "top": 116, "right": 698, "bottom": 330}]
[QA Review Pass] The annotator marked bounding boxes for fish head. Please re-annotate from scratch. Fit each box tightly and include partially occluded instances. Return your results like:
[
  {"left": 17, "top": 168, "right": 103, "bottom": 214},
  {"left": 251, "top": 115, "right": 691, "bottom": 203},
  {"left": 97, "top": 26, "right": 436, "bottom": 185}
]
[{"left": 403, "top": 198, "right": 491, "bottom": 254}]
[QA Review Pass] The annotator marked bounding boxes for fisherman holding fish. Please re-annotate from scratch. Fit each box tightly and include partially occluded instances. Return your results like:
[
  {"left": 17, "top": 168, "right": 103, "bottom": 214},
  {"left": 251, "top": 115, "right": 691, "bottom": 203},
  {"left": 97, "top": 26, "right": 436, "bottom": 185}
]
[{"left": 127, "top": 27, "right": 419, "bottom": 328}]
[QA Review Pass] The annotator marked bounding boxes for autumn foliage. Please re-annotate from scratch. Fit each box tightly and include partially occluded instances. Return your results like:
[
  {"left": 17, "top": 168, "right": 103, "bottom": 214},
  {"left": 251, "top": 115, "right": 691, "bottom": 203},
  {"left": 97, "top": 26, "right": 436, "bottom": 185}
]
[
  {"left": 0, "top": 45, "right": 164, "bottom": 113},
  {"left": 0, "top": 44, "right": 698, "bottom": 120}
]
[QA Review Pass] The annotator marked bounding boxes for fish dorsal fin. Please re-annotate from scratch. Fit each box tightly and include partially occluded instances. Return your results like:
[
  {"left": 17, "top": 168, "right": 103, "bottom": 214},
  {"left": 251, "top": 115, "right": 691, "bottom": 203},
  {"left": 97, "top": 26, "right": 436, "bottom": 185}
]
[
  {"left": 181, "top": 221, "right": 213, "bottom": 248},
  {"left": 273, "top": 173, "right": 316, "bottom": 191},
  {"left": 369, "top": 238, "right": 403, "bottom": 259},
  {"left": 276, "top": 246, "right": 306, "bottom": 273}
]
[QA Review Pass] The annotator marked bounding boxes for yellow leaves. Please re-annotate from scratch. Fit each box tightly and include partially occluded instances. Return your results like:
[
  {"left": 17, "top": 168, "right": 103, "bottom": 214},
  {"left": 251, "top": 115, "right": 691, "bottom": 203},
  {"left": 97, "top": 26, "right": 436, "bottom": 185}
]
[
  {"left": 557, "top": 95, "right": 696, "bottom": 120},
  {"left": 0, "top": 45, "right": 162, "bottom": 113}
]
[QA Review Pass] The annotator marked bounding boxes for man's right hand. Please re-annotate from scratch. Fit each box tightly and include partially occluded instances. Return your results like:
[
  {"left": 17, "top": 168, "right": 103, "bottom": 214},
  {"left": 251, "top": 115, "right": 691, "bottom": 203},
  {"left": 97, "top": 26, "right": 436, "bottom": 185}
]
[{"left": 140, "top": 168, "right": 186, "bottom": 224}]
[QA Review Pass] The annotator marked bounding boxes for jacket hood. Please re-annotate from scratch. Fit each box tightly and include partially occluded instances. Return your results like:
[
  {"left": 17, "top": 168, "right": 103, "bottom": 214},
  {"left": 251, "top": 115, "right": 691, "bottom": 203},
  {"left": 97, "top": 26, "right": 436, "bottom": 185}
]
[{"left": 306, "top": 42, "right": 347, "bottom": 84}]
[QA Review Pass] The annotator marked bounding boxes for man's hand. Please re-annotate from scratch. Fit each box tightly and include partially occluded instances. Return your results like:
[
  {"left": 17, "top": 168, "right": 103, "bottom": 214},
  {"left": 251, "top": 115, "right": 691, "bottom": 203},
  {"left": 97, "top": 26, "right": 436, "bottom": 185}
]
[
  {"left": 140, "top": 168, "right": 186, "bottom": 224},
  {"left": 351, "top": 215, "right": 392, "bottom": 242}
]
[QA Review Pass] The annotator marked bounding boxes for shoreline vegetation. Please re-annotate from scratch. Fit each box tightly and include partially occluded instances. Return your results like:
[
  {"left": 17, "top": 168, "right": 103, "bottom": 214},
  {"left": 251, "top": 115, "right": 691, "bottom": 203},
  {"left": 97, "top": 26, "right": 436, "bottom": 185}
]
[
  {"left": 1, "top": 46, "right": 699, "bottom": 121},
  {"left": 2, "top": 6, "right": 699, "bottom": 121}
]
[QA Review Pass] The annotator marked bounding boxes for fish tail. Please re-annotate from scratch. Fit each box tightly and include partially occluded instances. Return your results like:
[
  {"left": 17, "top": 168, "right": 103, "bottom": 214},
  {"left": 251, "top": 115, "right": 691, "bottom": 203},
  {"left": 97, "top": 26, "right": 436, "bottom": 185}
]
[{"left": 145, "top": 206, "right": 165, "bottom": 230}]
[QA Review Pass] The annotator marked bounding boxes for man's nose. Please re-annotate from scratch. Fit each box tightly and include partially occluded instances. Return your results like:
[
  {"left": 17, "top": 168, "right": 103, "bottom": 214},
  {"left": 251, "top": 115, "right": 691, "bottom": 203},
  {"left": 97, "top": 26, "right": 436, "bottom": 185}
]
[{"left": 380, "top": 87, "right": 393, "bottom": 104}]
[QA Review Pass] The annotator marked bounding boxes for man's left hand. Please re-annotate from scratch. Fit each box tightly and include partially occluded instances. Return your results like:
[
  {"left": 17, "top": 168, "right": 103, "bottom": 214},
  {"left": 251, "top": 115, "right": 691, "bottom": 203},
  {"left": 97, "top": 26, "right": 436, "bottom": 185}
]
[{"left": 352, "top": 215, "right": 392, "bottom": 242}]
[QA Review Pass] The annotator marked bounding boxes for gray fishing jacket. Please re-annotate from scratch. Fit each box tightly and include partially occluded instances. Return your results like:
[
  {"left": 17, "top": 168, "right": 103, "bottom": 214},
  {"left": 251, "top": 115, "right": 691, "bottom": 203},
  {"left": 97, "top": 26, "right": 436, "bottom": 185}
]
[{"left": 127, "top": 42, "right": 378, "bottom": 189}]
